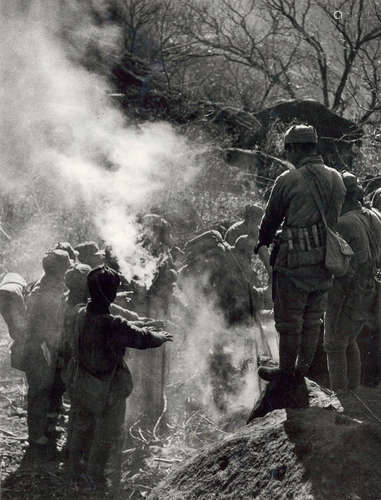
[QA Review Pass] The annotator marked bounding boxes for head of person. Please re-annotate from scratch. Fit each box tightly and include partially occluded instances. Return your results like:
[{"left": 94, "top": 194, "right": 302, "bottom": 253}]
[
  {"left": 284, "top": 124, "right": 318, "bottom": 166},
  {"left": 87, "top": 265, "right": 120, "bottom": 307},
  {"left": 74, "top": 241, "right": 105, "bottom": 269},
  {"left": 342, "top": 172, "right": 364, "bottom": 205},
  {"left": 244, "top": 205, "right": 263, "bottom": 235},
  {"left": 55, "top": 241, "right": 78, "bottom": 264},
  {"left": 371, "top": 187, "right": 381, "bottom": 211},
  {"left": 64, "top": 263, "right": 91, "bottom": 303},
  {"left": 141, "top": 214, "right": 173, "bottom": 256},
  {"left": 42, "top": 249, "right": 71, "bottom": 278}
]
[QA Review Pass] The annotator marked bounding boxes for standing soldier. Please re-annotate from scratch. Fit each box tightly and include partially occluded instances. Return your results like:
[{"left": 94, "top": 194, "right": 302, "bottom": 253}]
[
  {"left": 24, "top": 249, "right": 71, "bottom": 459},
  {"left": 324, "top": 174, "right": 381, "bottom": 394},
  {"left": 60, "top": 263, "right": 91, "bottom": 460},
  {"left": 249, "top": 124, "right": 346, "bottom": 418},
  {"left": 68, "top": 266, "right": 173, "bottom": 492}
]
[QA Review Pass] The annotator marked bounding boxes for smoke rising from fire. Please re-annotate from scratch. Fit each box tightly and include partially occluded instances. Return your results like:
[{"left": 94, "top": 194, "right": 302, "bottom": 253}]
[
  {"left": 1, "top": 1, "right": 200, "bottom": 281},
  {"left": 1, "top": 1, "right": 277, "bottom": 420}
]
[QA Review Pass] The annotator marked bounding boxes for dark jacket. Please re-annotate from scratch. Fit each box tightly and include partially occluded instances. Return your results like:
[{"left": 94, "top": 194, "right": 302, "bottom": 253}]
[
  {"left": 26, "top": 274, "right": 66, "bottom": 350},
  {"left": 77, "top": 302, "right": 161, "bottom": 377},
  {"left": 330, "top": 204, "right": 381, "bottom": 319}
]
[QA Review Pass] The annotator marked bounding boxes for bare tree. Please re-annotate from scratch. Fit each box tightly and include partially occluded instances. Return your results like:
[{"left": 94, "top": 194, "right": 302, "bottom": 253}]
[
  {"left": 175, "top": 0, "right": 303, "bottom": 107},
  {"left": 265, "top": 0, "right": 381, "bottom": 121}
]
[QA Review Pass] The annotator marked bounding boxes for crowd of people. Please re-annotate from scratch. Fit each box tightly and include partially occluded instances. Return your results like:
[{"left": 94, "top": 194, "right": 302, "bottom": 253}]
[{"left": 0, "top": 123, "right": 381, "bottom": 493}]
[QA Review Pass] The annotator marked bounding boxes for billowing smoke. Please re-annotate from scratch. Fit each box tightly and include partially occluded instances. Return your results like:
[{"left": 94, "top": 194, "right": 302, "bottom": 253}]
[
  {"left": 0, "top": 1, "right": 201, "bottom": 281},
  {"left": 1, "top": 1, "right": 278, "bottom": 423},
  {"left": 169, "top": 273, "right": 278, "bottom": 420}
]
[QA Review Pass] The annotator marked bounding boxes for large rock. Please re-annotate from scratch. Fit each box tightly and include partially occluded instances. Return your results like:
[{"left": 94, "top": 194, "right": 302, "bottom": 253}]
[
  {"left": 150, "top": 383, "right": 381, "bottom": 500},
  {"left": 253, "top": 99, "right": 362, "bottom": 170}
]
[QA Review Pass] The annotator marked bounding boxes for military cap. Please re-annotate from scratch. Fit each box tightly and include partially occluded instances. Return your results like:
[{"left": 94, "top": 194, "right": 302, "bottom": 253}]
[
  {"left": 64, "top": 263, "right": 91, "bottom": 291},
  {"left": 74, "top": 241, "right": 105, "bottom": 263},
  {"left": 342, "top": 172, "right": 364, "bottom": 200},
  {"left": 342, "top": 172, "right": 358, "bottom": 191},
  {"left": 42, "top": 249, "right": 71, "bottom": 275},
  {"left": 87, "top": 265, "right": 120, "bottom": 304},
  {"left": 284, "top": 124, "right": 318, "bottom": 145}
]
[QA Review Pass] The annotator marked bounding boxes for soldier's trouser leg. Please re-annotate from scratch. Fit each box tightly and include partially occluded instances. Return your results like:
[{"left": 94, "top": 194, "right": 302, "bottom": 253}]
[
  {"left": 297, "top": 289, "right": 327, "bottom": 376},
  {"left": 347, "top": 340, "right": 361, "bottom": 390},
  {"left": 325, "top": 306, "right": 364, "bottom": 392},
  {"left": 46, "top": 367, "right": 66, "bottom": 442},
  {"left": 273, "top": 273, "right": 303, "bottom": 375},
  {"left": 273, "top": 273, "right": 326, "bottom": 376},
  {"left": 69, "top": 406, "right": 94, "bottom": 474},
  {"left": 87, "top": 398, "right": 126, "bottom": 483},
  {"left": 26, "top": 369, "right": 52, "bottom": 444},
  {"left": 27, "top": 388, "right": 50, "bottom": 443}
]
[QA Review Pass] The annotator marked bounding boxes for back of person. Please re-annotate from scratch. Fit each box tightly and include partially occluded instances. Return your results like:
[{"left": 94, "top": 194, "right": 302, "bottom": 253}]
[
  {"left": 249, "top": 125, "right": 346, "bottom": 421},
  {"left": 324, "top": 174, "right": 381, "bottom": 393},
  {"left": 69, "top": 266, "right": 172, "bottom": 492},
  {"left": 77, "top": 311, "right": 124, "bottom": 376},
  {"left": 338, "top": 207, "right": 381, "bottom": 276},
  {"left": 278, "top": 160, "right": 344, "bottom": 229},
  {"left": 24, "top": 249, "right": 70, "bottom": 459}
]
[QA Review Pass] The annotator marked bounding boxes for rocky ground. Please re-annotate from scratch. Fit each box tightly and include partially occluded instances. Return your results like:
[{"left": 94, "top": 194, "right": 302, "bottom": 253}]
[{"left": 150, "top": 382, "right": 381, "bottom": 500}]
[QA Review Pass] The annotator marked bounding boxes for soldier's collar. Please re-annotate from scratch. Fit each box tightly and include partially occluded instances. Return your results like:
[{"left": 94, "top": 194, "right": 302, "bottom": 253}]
[{"left": 298, "top": 155, "right": 324, "bottom": 168}]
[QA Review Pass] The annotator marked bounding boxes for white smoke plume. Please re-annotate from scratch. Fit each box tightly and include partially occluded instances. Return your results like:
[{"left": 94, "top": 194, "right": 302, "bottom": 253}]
[
  {"left": 0, "top": 1, "right": 201, "bottom": 281},
  {"left": 169, "top": 274, "right": 278, "bottom": 420},
  {"left": 1, "top": 1, "right": 278, "bottom": 424}
]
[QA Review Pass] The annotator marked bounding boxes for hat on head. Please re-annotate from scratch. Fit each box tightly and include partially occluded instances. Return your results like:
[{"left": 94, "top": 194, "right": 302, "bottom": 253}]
[
  {"left": 284, "top": 125, "right": 318, "bottom": 145},
  {"left": 74, "top": 241, "right": 105, "bottom": 264},
  {"left": 342, "top": 172, "right": 363, "bottom": 200},
  {"left": 42, "top": 249, "right": 71, "bottom": 275},
  {"left": 342, "top": 172, "right": 358, "bottom": 191},
  {"left": 87, "top": 265, "right": 120, "bottom": 304},
  {"left": 64, "top": 263, "right": 91, "bottom": 291}
]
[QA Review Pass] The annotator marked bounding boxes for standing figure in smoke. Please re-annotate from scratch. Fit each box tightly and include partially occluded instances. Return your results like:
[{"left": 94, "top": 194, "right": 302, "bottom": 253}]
[
  {"left": 249, "top": 125, "right": 346, "bottom": 420},
  {"left": 127, "top": 214, "right": 177, "bottom": 427},
  {"left": 225, "top": 204, "right": 271, "bottom": 275},
  {"left": 24, "top": 249, "right": 71, "bottom": 459},
  {"left": 68, "top": 266, "right": 172, "bottom": 491},
  {"left": 324, "top": 174, "right": 381, "bottom": 393},
  {"left": 60, "top": 263, "right": 91, "bottom": 458}
]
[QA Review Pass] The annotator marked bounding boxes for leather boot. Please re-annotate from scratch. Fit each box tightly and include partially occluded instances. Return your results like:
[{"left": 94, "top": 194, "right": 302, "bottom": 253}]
[
  {"left": 258, "top": 333, "right": 299, "bottom": 381},
  {"left": 247, "top": 372, "right": 306, "bottom": 422}
]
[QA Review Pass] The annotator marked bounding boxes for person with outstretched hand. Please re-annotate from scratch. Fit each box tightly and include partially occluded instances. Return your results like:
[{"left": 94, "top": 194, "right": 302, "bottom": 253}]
[{"left": 68, "top": 265, "right": 172, "bottom": 492}]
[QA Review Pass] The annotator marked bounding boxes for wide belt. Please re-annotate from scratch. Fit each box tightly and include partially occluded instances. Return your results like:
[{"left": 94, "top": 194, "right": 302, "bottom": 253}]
[{"left": 281, "top": 223, "right": 325, "bottom": 251}]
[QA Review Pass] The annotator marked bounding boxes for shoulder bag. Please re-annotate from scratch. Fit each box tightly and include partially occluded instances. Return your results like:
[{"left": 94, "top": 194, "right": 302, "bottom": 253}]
[{"left": 304, "top": 171, "right": 353, "bottom": 277}]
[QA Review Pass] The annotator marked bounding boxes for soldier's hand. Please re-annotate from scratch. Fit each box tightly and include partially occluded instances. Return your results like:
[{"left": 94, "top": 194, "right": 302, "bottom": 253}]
[
  {"left": 143, "top": 319, "right": 166, "bottom": 329},
  {"left": 148, "top": 329, "right": 173, "bottom": 346}
]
